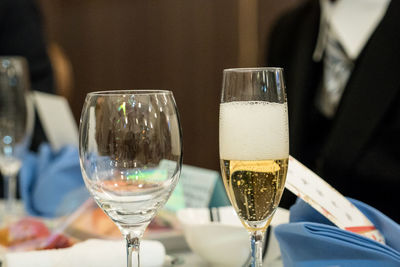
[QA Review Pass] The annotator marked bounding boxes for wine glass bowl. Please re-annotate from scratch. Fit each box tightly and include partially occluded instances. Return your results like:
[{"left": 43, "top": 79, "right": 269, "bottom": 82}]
[
  {"left": 79, "top": 90, "right": 182, "bottom": 266},
  {"left": 219, "top": 68, "right": 289, "bottom": 266}
]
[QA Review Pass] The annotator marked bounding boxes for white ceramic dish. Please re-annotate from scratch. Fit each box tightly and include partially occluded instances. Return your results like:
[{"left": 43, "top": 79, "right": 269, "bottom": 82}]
[{"left": 177, "top": 206, "right": 289, "bottom": 267}]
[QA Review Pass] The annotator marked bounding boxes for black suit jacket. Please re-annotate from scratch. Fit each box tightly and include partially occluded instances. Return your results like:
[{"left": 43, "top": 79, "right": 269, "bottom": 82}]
[{"left": 268, "top": 0, "right": 400, "bottom": 222}]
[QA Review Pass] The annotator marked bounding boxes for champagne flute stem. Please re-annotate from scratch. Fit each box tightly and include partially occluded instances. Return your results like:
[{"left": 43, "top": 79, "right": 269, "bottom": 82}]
[
  {"left": 3, "top": 173, "right": 17, "bottom": 213},
  {"left": 250, "top": 230, "right": 264, "bottom": 267},
  {"left": 126, "top": 233, "right": 140, "bottom": 267}
]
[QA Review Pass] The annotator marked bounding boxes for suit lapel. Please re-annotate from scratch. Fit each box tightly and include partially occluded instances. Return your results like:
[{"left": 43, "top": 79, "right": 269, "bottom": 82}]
[{"left": 322, "top": 0, "right": 400, "bottom": 170}]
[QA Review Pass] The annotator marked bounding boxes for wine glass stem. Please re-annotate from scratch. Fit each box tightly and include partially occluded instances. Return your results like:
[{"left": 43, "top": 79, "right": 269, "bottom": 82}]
[
  {"left": 3, "top": 174, "right": 17, "bottom": 213},
  {"left": 250, "top": 230, "right": 264, "bottom": 267},
  {"left": 126, "top": 233, "right": 140, "bottom": 267}
]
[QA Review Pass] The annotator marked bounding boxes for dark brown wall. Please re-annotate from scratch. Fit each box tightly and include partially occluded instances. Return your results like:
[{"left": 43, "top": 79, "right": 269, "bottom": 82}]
[
  {"left": 37, "top": 0, "right": 301, "bottom": 170},
  {"left": 258, "top": 0, "right": 305, "bottom": 66}
]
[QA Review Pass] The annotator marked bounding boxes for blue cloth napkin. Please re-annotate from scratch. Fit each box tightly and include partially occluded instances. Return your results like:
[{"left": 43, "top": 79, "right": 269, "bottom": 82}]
[
  {"left": 20, "top": 143, "right": 88, "bottom": 217},
  {"left": 275, "top": 198, "right": 400, "bottom": 267}
]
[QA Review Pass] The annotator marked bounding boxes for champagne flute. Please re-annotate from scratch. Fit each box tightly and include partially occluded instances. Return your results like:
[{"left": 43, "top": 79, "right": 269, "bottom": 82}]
[
  {"left": 79, "top": 90, "right": 182, "bottom": 267},
  {"left": 219, "top": 68, "right": 289, "bottom": 267},
  {"left": 0, "top": 57, "right": 34, "bottom": 218}
]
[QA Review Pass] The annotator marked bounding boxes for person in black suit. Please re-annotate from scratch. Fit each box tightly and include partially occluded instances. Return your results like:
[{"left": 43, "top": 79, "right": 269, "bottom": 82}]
[{"left": 267, "top": 0, "right": 400, "bottom": 222}]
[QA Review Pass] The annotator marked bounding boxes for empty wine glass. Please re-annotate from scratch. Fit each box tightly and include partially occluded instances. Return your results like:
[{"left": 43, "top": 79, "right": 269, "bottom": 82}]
[
  {"left": 0, "top": 57, "right": 34, "bottom": 218},
  {"left": 79, "top": 90, "right": 182, "bottom": 267},
  {"left": 219, "top": 68, "right": 289, "bottom": 266}
]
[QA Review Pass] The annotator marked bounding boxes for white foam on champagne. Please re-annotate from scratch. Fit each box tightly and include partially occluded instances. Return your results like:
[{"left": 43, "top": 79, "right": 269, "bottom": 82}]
[{"left": 219, "top": 101, "right": 289, "bottom": 160}]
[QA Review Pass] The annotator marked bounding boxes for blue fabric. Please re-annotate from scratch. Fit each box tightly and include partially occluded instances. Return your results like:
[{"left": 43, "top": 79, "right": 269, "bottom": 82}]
[
  {"left": 275, "top": 198, "right": 400, "bottom": 267},
  {"left": 20, "top": 143, "right": 88, "bottom": 218}
]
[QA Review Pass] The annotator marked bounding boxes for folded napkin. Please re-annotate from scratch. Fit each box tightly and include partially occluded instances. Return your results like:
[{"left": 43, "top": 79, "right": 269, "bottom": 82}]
[
  {"left": 4, "top": 239, "right": 165, "bottom": 267},
  {"left": 275, "top": 198, "right": 400, "bottom": 267},
  {"left": 20, "top": 143, "right": 88, "bottom": 217}
]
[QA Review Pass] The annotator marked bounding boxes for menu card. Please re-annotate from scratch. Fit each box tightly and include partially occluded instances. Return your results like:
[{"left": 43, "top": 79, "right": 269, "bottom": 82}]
[
  {"left": 179, "top": 165, "right": 219, "bottom": 208},
  {"left": 33, "top": 91, "right": 78, "bottom": 151},
  {"left": 286, "top": 156, "right": 385, "bottom": 244}
]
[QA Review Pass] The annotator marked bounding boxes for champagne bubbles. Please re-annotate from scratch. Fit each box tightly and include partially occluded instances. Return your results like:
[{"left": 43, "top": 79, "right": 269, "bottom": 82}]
[{"left": 219, "top": 101, "right": 289, "bottom": 160}]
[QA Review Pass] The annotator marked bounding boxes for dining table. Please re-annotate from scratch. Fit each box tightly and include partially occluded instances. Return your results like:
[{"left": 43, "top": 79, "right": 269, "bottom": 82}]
[{"left": 0, "top": 200, "right": 284, "bottom": 267}]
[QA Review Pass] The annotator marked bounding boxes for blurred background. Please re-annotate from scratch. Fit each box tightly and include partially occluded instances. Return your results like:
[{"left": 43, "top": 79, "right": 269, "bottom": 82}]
[{"left": 36, "top": 0, "right": 304, "bottom": 171}]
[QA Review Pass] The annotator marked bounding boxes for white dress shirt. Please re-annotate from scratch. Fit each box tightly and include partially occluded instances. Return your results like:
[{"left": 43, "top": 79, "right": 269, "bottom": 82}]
[
  {"left": 313, "top": 0, "right": 391, "bottom": 117},
  {"left": 314, "top": 0, "right": 391, "bottom": 61}
]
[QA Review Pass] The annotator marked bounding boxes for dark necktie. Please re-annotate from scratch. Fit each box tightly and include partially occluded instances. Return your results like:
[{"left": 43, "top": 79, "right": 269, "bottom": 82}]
[{"left": 317, "top": 31, "right": 353, "bottom": 118}]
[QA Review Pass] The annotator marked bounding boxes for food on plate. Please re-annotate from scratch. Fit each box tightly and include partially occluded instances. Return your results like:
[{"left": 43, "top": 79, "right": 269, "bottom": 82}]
[{"left": 0, "top": 217, "right": 72, "bottom": 251}]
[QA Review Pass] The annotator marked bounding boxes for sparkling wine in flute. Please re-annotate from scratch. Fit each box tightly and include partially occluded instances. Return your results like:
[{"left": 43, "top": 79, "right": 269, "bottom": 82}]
[
  {"left": 220, "top": 158, "right": 288, "bottom": 230},
  {"left": 219, "top": 101, "right": 289, "bottom": 231}
]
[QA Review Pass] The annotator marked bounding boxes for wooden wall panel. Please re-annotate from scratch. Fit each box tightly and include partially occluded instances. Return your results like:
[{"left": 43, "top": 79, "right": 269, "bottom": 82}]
[
  {"left": 37, "top": 0, "right": 301, "bottom": 170},
  {"left": 258, "top": 0, "right": 307, "bottom": 66}
]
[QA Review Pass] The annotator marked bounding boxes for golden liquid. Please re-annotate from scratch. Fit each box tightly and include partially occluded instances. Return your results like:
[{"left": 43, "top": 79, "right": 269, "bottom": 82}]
[{"left": 220, "top": 158, "right": 288, "bottom": 230}]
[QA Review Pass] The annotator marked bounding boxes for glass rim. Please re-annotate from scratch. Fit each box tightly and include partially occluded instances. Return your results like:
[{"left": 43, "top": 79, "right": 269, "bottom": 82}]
[
  {"left": 87, "top": 89, "right": 173, "bottom": 96},
  {"left": 223, "top": 67, "right": 283, "bottom": 73}
]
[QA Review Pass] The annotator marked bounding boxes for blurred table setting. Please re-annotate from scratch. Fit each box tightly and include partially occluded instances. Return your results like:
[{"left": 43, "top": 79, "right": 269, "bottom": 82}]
[
  {"left": 0, "top": 128, "right": 257, "bottom": 266},
  {"left": 0, "top": 68, "right": 399, "bottom": 267},
  {"left": 4, "top": 136, "right": 399, "bottom": 267},
  {"left": 0, "top": 114, "right": 287, "bottom": 266},
  {"left": 1, "top": 149, "right": 285, "bottom": 266}
]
